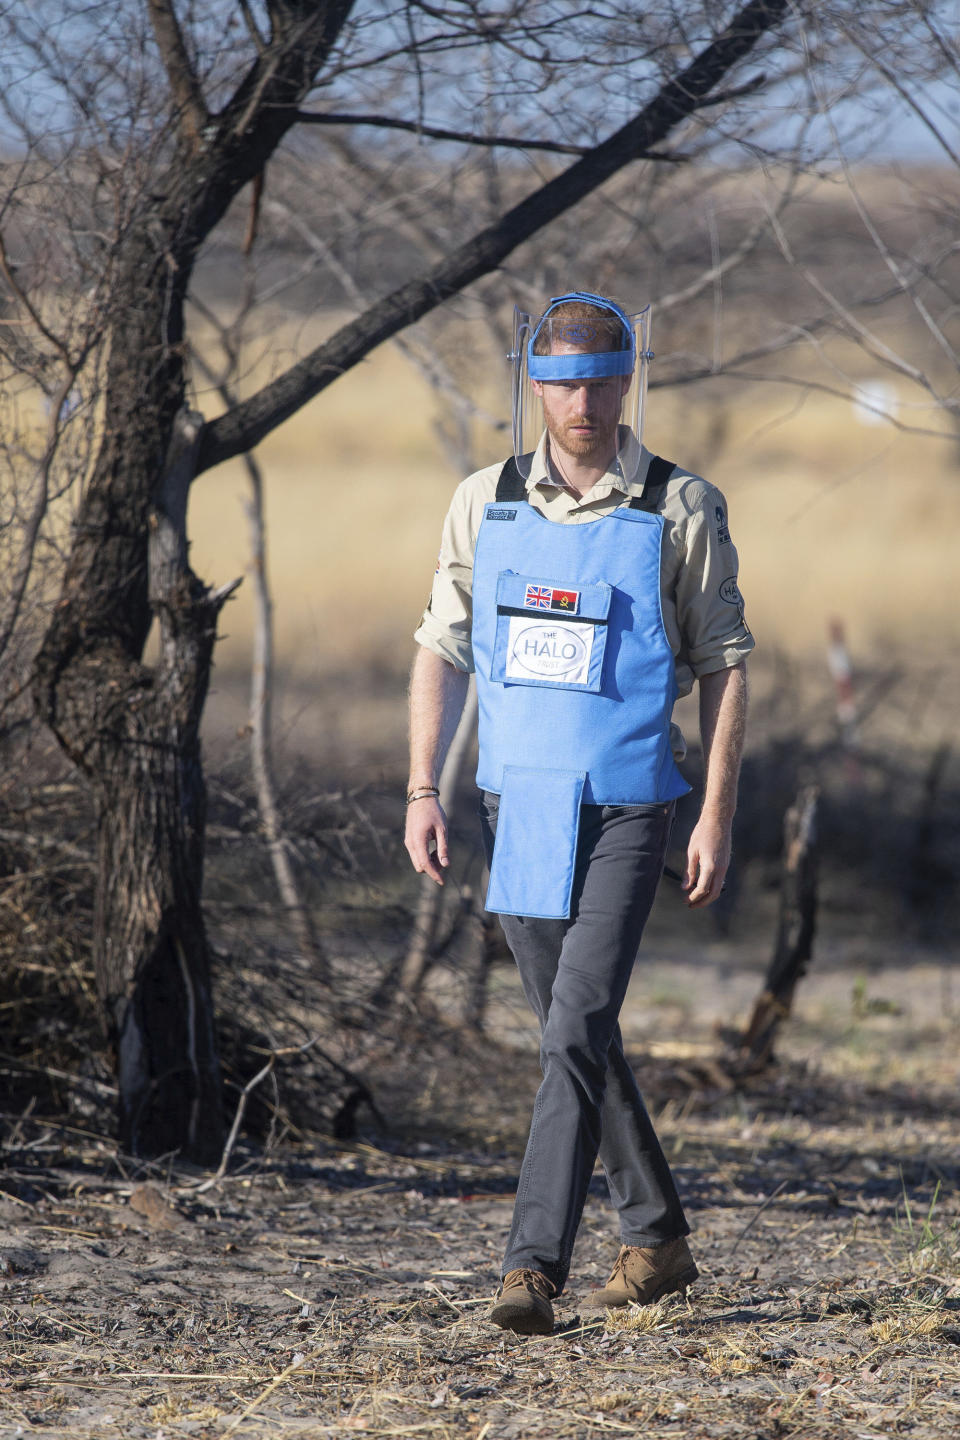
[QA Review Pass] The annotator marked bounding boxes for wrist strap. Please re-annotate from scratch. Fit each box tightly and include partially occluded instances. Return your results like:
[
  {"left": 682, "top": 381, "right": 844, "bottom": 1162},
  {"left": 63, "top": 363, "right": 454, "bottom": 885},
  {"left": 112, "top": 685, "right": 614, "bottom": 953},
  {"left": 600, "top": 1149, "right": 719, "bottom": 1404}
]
[{"left": 406, "top": 786, "right": 440, "bottom": 805}]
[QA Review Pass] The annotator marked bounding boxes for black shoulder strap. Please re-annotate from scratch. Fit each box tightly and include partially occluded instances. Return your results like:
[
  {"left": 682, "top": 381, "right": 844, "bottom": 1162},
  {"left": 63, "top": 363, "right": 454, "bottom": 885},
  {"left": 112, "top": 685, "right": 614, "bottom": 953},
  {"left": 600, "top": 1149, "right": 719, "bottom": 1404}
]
[
  {"left": 629, "top": 455, "right": 676, "bottom": 512},
  {"left": 497, "top": 453, "right": 674, "bottom": 507},
  {"left": 495, "top": 455, "right": 529, "bottom": 502}
]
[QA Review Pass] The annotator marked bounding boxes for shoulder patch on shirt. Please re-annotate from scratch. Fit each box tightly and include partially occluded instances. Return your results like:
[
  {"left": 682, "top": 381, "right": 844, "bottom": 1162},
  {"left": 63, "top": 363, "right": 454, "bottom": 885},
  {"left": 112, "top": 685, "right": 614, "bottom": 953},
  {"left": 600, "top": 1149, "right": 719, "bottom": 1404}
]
[
  {"left": 487, "top": 507, "right": 518, "bottom": 521},
  {"left": 719, "top": 576, "right": 743, "bottom": 606},
  {"left": 714, "top": 504, "right": 731, "bottom": 545}
]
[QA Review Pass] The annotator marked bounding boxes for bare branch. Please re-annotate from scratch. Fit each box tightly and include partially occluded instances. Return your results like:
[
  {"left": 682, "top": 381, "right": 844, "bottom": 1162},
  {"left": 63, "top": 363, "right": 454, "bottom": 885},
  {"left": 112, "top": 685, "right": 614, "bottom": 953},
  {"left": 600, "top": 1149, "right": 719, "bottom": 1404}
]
[
  {"left": 266, "top": 194, "right": 507, "bottom": 437},
  {"left": 687, "top": 72, "right": 769, "bottom": 109},
  {"left": 155, "top": 1, "right": 355, "bottom": 258},
  {"left": 295, "top": 109, "right": 590, "bottom": 155},
  {"left": 768, "top": 208, "right": 958, "bottom": 405},
  {"left": 199, "top": 0, "right": 791, "bottom": 471},
  {"left": 653, "top": 365, "right": 957, "bottom": 439},
  {"left": 237, "top": 0, "right": 268, "bottom": 56},
  {"left": 147, "top": 0, "right": 209, "bottom": 145},
  {"left": 242, "top": 172, "right": 265, "bottom": 257},
  {"left": 0, "top": 227, "right": 72, "bottom": 367},
  {"left": 854, "top": 47, "right": 960, "bottom": 169},
  {"left": 658, "top": 198, "right": 783, "bottom": 316},
  {"left": 190, "top": 328, "right": 330, "bottom": 985},
  {"left": 838, "top": 166, "right": 960, "bottom": 375}
]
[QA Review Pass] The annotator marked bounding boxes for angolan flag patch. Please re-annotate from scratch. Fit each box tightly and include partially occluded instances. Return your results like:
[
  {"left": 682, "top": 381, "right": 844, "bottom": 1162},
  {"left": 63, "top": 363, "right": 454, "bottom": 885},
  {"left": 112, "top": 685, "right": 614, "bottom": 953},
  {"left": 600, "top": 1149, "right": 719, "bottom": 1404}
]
[{"left": 524, "top": 584, "right": 580, "bottom": 612}]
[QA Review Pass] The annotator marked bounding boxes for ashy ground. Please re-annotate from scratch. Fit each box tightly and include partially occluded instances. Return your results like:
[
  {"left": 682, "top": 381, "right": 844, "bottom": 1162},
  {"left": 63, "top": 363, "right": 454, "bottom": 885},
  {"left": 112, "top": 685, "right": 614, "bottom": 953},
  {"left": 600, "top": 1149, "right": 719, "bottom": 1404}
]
[{"left": 2, "top": 943, "right": 959, "bottom": 1440}]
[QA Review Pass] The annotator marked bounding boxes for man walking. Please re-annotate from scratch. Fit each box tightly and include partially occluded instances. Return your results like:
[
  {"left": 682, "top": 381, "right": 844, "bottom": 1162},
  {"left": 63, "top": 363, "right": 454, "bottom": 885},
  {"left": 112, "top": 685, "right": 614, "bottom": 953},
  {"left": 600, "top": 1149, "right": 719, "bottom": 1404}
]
[{"left": 405, "top": 292, "right": 751, "bottom": 1334}]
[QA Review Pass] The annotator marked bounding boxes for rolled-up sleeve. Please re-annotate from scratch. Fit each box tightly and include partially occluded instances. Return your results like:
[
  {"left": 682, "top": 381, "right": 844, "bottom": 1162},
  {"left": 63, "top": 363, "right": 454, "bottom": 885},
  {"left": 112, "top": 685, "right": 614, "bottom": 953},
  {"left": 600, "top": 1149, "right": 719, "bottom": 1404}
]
[
  {"left": 413, "top": 465, "right": 499, "bottom": 672},
  {"left": 674, "top": 480, "right": 754, "bottom": 678}
]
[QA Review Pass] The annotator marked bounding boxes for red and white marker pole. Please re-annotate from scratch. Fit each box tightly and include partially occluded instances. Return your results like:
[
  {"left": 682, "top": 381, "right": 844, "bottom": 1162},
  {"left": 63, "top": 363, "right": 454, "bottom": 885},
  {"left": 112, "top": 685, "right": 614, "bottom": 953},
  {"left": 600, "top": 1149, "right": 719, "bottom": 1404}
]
[{"left": 827, "top": 618, "right": 860, "bottom": 780}]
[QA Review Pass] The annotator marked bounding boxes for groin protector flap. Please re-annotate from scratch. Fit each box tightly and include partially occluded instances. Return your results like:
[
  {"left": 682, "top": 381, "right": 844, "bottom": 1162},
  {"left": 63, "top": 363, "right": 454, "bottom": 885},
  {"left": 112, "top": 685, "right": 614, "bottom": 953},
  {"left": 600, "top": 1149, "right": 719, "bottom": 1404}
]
[{"left": 485, "top": 766, "right": 585, "bottom": 919}]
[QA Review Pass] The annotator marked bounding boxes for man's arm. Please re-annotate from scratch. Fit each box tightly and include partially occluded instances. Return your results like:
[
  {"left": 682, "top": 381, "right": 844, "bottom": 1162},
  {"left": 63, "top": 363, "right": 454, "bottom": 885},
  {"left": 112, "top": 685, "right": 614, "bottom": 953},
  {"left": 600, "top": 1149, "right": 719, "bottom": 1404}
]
[
  {"left": 404, "top": 645, "right": 470, "bottom": 886},
  {"left": 683, "top": 660, "right": 748, "bottom": 908}
]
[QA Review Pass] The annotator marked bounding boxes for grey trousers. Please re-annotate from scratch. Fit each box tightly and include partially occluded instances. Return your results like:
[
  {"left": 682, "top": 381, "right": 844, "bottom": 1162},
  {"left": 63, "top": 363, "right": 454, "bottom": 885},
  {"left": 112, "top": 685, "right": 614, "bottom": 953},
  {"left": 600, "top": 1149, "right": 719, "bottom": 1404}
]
[{"left": 480, "top": 793, "right": 690, "bottom": 1294}]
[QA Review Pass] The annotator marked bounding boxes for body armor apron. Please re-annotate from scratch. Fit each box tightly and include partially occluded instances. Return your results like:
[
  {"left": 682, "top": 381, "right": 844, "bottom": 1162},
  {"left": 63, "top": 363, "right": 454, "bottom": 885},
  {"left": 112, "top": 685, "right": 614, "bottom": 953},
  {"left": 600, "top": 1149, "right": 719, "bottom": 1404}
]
[{"left": 472, "top": 498, "right": 689, "bottom": 918}]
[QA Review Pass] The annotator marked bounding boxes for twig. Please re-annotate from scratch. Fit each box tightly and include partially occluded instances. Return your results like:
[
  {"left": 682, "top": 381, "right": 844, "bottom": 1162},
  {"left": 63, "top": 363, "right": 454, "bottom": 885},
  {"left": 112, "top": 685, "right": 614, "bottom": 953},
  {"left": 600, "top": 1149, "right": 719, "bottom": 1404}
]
[
  {"left": 190, "top": 336, "right": 330, "bottom": 985},
  {"left": 14, "top": 1371, "right": 268, "bottom": 1386},
  {"left": 421, "top": 1281, "right": 466, "bottom": 1316},
  {"left": 295, "top": 109, "right": 589, "bottom": 154},
  {"left": 0, "top": 1060, "right": 116, "bottom": 1100},
  {"left": 0, "top": 828, "right": 92, "bottom": 862},
  {"left": 220, "top": 1348, "right": 315, "bottom": 1437},
  {"left": 730, "top": 1179, "right": 790, "bottom": 1255},
  {"left": 0, "top": 228, "right": 72, "bottom": 362},
  {"left": 179, "top": 1036, "right": 321, "bottom": 1195}
]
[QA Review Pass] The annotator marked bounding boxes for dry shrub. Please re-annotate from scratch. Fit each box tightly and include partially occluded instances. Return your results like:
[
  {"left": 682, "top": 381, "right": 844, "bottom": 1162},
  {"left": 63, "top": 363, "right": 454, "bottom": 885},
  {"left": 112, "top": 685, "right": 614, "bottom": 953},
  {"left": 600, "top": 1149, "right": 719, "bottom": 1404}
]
[
  {"left": 705, "top": 1341, "right": 766, "bottom": 1376},
  {"left": 0, "top": 737, "right": 107, "bottom": 1124},
  {"left": 604, "top": 1299, "right": 675, "bottom": 1334},
  {"left": 868, "top": 1311, "right": 950, "bottom": 1344}
]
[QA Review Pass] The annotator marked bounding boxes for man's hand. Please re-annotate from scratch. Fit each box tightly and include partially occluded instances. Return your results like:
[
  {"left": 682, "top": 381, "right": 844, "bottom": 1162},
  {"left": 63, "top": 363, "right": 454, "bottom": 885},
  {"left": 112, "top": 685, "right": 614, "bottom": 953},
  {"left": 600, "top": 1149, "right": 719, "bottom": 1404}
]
[
  {"left": 404, "top": 647, "right": 469, "bottom": 886},
  {"left": 405, "top": 796, "right": 450, "bottom": 886},
  {"left": 683, "top": 813, "right": 731, "bottom": 908},
  {"left": 687, "top": 661, "right": 747, "bottom": 908}
]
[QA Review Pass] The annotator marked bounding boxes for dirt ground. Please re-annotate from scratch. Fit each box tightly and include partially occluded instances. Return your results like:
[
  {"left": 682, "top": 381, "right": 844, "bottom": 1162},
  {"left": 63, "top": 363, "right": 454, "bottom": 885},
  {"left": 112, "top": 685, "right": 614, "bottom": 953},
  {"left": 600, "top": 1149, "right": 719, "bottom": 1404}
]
[{"left": 3, "top": 940, "right": 959, "bottom": 1440}]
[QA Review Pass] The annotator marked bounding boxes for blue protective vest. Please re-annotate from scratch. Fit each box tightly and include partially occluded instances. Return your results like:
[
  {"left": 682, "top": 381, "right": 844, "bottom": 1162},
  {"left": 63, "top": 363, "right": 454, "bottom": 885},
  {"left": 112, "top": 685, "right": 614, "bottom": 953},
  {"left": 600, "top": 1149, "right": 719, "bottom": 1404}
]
[{"left": 473, "top": 481, "right": 689, "bottom": 918}]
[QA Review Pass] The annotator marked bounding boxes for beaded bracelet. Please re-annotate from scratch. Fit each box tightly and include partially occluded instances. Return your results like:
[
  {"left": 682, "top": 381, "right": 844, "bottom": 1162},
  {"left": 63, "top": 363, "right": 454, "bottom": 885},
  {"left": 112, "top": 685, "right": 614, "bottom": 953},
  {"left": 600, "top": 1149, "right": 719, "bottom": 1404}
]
[{"left": 406, "top": 786, "right": 440, "bottom": 805}]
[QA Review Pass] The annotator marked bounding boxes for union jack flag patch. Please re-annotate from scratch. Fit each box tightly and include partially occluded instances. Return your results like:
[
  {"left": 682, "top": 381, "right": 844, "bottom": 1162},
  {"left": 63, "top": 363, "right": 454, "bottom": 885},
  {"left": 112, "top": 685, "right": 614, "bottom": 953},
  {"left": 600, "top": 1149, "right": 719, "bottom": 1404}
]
[{"left": 523, "top": 584, "right": 580, "bottom": 612}]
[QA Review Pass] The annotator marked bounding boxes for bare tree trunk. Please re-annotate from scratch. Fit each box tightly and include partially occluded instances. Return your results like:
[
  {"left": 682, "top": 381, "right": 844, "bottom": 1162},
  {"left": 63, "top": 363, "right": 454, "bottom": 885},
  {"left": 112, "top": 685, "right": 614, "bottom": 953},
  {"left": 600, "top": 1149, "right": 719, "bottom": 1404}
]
[
  {"left": 35, "top": 403, "right": 235, "bottom": 1160},
  {"left": 26, "top": 2, "right": 383, "bottom": 1158},
  {"left": 112, "top": 412, "right": 237, "bottom": 1158},
  {"left": 733, "top": 784, "right": 820, "bottom": 1073},
  {"left": 908, "top": 739, "right": 952, "bottom": 943}
]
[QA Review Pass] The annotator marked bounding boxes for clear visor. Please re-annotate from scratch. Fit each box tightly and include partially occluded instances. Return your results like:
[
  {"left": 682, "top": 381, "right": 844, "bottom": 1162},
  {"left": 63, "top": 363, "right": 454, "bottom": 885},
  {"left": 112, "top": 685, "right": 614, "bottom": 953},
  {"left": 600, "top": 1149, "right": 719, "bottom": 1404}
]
[{"left": 511, "top": 302, "right": 652, "bottom": 482}]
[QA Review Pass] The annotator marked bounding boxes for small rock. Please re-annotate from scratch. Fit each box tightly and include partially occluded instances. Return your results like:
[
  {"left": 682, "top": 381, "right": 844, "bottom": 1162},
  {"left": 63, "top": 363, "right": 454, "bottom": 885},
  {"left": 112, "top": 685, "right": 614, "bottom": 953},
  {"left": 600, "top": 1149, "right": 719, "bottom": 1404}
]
[
  {"left": 0, "top": 1247, "right": 44, "bottom": 1277},
  {"left": 128, "top": 1184, "right": 182, "bottom": 1231}
]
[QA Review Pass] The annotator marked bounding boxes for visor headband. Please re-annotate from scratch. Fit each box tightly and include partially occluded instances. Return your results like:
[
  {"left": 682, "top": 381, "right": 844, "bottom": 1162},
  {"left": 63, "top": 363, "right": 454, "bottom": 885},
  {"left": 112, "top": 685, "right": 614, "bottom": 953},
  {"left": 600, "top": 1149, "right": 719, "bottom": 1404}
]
[
  {"left": 528, "top": 349, "right": 634, "bottom": 381},
  {"left": 527, "top": 291, "right": 636, "bottom": 381}
]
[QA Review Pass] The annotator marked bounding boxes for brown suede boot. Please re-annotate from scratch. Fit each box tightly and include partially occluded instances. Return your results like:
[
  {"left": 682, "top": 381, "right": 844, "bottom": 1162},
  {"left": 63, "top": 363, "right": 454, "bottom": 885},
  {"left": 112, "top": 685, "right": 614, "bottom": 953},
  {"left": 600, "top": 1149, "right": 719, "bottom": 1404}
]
[
  {"left": 581, "top": 1238, "right": 698, "bottom": 1309},
  {"left": 489, "top": 1268, "right": 556, "bottom": 1335}
]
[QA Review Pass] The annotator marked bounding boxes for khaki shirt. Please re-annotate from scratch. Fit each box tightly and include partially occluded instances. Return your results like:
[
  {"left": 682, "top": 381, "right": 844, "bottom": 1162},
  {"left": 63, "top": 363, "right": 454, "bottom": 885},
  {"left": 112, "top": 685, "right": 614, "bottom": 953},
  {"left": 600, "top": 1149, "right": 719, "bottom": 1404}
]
[{"left": 414, "top": 429, "right": 754, "bottom": 760}]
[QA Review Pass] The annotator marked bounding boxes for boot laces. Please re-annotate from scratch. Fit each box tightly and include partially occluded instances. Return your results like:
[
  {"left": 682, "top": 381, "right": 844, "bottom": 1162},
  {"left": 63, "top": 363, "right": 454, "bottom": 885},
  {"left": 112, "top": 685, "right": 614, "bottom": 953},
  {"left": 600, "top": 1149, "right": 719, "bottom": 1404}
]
[
  {"left": 608, "top": 1246, "right": 635, "bottom": 1283},
  {"left": 609, "top": 1244, "right": 654, "bottom": 1283},
  {"left": 504, "top": 1267, "right": 553, "bottom": 1299}
]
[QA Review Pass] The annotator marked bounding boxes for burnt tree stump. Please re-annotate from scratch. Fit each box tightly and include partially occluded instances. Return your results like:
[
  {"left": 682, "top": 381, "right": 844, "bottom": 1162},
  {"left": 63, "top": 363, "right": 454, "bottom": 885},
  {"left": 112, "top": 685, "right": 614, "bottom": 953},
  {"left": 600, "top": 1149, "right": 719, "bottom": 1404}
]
[{"left": 734, "top": 783, "right": 820, "bottom": 1073}]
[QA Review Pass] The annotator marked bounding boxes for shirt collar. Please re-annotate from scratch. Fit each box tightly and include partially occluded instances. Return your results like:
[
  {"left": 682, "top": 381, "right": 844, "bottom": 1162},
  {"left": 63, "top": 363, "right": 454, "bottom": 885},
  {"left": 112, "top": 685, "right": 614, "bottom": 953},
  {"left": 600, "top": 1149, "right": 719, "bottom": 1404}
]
[{"left": 526, "top": 427, "right": 653, "bottom": 500}]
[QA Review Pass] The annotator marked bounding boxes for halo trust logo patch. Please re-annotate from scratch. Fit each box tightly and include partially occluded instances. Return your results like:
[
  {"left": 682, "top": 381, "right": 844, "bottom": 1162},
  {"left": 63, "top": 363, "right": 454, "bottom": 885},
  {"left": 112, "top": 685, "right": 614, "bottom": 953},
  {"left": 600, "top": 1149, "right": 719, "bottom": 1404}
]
[
  {"left": 507, "top": 620, "right": 592, "bottom": 685},
  {"left": 556, "top": 321, "right": 598, "bottom": 346},
  {"left": 718, "top": 577, "right": 742, "bottom": 606}
]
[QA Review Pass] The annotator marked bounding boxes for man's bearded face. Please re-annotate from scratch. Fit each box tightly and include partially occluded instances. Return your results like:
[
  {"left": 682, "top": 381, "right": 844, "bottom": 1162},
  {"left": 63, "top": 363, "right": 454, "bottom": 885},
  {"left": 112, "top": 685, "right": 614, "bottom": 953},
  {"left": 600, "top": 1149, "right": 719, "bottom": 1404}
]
[{"left": 533, "top": 347, "right": 629, "bottom": 464}]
